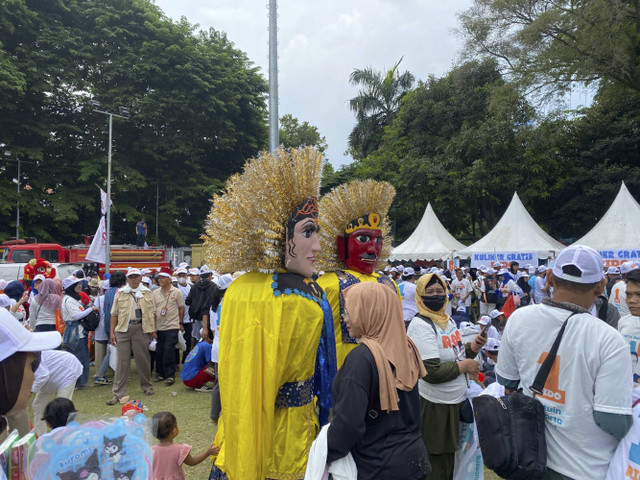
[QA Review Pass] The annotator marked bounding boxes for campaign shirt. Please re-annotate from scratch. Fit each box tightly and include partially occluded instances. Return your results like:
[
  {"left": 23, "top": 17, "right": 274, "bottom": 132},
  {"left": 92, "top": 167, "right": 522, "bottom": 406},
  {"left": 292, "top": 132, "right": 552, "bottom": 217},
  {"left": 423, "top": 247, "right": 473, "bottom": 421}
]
[
  {"left": 407, "top": 317, "right": 467, "bottom": 404},
  {"left": 618, "top": 314, "right": 640, "bottom": 384},
  {"left": 480, "top": 277, "right": 499, "bottom": 304},
  {"left": 612, "top": 282, "right": 630, "bottom": 317},
  {"left": 450, "top": 278, "right": 472, "bottom": 307},
  {"left": 401, "top": 281, "right": 418, "bottom": 322},
  {"left": 497, "top": 303, "right": 632, "bottom": 480},
  {"left": 180, "top": 341, "right": 211, "bottom": 381}
]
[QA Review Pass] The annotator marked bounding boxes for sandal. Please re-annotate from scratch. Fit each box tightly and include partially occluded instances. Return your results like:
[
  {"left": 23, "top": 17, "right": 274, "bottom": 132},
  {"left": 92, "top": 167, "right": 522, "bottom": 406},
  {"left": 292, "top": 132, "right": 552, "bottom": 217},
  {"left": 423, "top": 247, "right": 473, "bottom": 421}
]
[
  {"left": 164, "top": 378, "right": 175, "bottom": 386},
  {"left": 106, "top": 396, "right": 119, "bottom": 406},
  {"left": 153, "top": 375, "right": 165, "bottom": 383},
  {"left": 144, "top": 388, "right": 155, "bottom": 396}
]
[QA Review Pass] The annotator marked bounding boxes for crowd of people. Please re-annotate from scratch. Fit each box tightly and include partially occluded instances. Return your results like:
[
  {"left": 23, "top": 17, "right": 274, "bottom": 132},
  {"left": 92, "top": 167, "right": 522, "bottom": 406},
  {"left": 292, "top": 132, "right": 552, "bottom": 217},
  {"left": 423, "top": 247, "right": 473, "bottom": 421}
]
[{"left": 1, "top": 147, "right": 640, "bottom": 480}]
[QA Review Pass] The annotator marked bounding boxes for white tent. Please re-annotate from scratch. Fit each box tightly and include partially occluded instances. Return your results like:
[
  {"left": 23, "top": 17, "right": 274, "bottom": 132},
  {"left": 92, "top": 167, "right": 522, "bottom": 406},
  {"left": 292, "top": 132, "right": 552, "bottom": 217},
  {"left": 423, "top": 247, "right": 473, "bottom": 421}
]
[
  {"left": 456, "top": 192, "right": 564, "bottom": 264},
  {"left": 572, "top": 182, "right": 640, "bottom": 255},
  {"left": 389, "top": 203, "right": 466, "bottom": 261}
]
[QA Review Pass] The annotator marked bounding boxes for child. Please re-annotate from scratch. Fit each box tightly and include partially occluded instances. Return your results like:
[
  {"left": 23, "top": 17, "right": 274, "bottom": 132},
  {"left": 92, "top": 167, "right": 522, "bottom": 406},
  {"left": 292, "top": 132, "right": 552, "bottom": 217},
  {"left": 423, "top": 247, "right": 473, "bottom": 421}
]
[
  {"left": 151, "top": 411, "right": 218, "bottom": 480},
  {"left": 42, "top": 397, "right": 77, "bottom": 431}
]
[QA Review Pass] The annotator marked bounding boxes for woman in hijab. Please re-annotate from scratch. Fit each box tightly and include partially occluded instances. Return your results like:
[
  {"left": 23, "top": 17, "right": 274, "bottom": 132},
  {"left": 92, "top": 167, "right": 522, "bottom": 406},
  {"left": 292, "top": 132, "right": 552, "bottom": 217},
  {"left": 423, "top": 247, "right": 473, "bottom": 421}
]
[
  {"left": 407, "top": 273, "right": 486, "bottom": 480},
  {"left": 30, "top": 278, "right": 63, "bottom": 332},
  {"left": 61, "top": 276, "right": 99, "bottom": 388},
  {"left": 497, "top": 268, "right": 523, "bottom": 309},
  {"left": 4, "top": 280, "right": 28, "bottom": 323},
  {"left": 326, "top": 282, "right": 430, "bottom": 480}
]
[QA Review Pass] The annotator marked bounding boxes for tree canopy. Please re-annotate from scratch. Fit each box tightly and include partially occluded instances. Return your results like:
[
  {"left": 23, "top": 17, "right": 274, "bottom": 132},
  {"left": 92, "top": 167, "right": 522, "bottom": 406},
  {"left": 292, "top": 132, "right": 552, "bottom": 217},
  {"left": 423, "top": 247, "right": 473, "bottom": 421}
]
[{"left": 0, "top": 0, "right": 267, "bottom": 246}]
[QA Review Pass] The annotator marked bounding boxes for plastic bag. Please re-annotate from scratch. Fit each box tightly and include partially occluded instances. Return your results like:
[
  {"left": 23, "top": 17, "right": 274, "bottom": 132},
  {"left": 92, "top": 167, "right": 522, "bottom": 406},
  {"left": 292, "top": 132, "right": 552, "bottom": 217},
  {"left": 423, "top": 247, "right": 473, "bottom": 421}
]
[
  {"left": 453, "top": 420, "right": 484, "bottom": 480},
  {"left": 176, "top": 331, "right": 186, "bottom": 351},
  {"left": 108, "top": 344, "right": 117, "bottom": 372}
]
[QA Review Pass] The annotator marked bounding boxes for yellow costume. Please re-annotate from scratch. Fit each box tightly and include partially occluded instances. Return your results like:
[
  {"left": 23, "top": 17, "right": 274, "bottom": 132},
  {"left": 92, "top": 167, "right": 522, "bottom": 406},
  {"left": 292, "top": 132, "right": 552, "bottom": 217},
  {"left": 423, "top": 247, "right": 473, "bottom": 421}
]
[
  {"left": 203, "top": 148, "right": 335, "bottom": 480},
  {"left": 316, "top": 180, "right": 399, "bottom": 369},
  {"left": 318, "top": 270, "right": 399, "bottom": 368}
]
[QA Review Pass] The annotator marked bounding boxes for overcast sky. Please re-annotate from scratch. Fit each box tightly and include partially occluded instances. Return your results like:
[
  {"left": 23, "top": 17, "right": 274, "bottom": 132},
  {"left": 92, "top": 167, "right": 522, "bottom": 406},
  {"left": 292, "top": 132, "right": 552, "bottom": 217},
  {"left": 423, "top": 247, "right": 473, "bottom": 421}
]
[{"left": 153, "top": 0, "right": 474, "bottom": 167}]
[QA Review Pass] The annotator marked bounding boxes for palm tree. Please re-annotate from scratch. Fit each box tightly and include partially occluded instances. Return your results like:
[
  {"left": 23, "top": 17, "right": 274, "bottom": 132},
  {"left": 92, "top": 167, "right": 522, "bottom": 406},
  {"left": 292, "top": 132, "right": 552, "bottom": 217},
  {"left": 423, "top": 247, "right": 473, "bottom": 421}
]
[{"left": 348, "top": 57, "right": 415, "bottom": 160}]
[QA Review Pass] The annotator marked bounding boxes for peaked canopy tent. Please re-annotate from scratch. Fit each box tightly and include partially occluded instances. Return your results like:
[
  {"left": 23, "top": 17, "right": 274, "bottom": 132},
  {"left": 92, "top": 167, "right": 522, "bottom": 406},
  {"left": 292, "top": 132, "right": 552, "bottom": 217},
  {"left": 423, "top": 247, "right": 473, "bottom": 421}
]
[
  {"left": 389, "top": 203, "right": 466, "bottom": 261},
  {"left": 572, "top": 182, "right": 640, "bottom": 267},
  {"left": 456, "top": 192, "right": 565, "bottom": 268}
]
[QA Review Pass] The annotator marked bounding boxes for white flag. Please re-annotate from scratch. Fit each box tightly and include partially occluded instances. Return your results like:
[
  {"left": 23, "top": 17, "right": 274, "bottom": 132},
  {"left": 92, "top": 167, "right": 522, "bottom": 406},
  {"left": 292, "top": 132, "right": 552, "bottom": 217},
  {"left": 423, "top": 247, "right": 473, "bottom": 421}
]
[
  {"left": 86, "top": 217, "right": 107, "bottom": 264},
  {"left": 100, "top": 188, "right": 113, "bottom": 215}
]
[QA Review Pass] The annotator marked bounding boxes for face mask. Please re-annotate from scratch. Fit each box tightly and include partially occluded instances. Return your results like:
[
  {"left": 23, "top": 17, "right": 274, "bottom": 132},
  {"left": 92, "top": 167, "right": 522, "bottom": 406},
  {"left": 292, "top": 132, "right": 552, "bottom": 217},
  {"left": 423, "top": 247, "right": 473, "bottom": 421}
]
[
  {"left": 178, "top": 277, "right": 187, "bottom": 285},
  {"left": 421, "top": 295, "right": 447, "bottom": 312}
]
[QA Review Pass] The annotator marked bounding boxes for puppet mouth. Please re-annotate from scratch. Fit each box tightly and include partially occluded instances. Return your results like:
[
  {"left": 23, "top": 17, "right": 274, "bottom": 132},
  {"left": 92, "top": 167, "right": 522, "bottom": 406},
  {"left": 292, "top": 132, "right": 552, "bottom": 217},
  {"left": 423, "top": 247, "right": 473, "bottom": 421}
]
[{"left": 360, "top": 254, "right": 377, "bottom": 262}]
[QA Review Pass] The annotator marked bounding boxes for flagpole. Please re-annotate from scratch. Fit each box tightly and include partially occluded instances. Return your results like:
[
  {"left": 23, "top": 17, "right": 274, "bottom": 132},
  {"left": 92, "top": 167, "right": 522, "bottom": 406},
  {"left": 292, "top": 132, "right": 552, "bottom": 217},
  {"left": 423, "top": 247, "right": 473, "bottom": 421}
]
[{"left": 105, "top": 113, "right": 112, "bottom": 274}]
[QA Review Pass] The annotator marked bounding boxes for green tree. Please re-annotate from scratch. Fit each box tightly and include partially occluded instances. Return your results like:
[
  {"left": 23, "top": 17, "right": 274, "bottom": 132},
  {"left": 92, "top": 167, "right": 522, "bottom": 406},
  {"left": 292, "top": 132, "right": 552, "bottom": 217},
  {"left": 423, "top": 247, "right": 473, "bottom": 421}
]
[
  {"left": 458, "top": 0, "right": 640, "bottom": 96},
  {"left": 347, "top": 57, "right": 415, "bottom": 160},
  {"left": 279, "top": 114, "right": 328, "bottom": 154}
]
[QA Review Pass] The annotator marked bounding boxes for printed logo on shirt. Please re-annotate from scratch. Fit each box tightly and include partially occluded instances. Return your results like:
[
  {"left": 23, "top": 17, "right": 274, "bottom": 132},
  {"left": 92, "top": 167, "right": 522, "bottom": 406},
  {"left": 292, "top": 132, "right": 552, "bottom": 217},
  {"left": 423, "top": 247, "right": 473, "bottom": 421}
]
[
  {"left": 628, "top": 437, "right": 640, "bottom": 476},
  {"left": 536, "top": 353, "right": 566, "bottom": 405},
  {"left": 442, "top": 330, "right": 466, "bottom": 361}
]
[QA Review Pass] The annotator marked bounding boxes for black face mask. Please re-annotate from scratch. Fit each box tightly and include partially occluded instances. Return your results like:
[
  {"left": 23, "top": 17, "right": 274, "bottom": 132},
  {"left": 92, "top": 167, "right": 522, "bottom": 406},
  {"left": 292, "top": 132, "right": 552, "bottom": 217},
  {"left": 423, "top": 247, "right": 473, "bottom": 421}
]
[{"left": 421, "top": 295, "right": 447, "bottom": 312}]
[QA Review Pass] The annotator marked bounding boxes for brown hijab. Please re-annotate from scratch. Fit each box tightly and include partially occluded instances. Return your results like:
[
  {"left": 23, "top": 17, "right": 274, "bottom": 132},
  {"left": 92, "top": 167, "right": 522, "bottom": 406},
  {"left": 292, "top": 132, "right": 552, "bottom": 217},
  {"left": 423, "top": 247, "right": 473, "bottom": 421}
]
[{"left": 343, "top": 282, "right": 426, "bottom": 412}]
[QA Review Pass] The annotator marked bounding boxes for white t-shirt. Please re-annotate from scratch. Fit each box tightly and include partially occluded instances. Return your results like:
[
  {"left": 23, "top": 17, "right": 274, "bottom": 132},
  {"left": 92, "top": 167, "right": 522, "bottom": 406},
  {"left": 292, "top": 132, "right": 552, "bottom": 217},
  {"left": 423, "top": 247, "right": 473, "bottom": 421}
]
[
  {"left": 61, "top": 296, "right": 87, "bottom": 338},
  {"left": 497, "top": 304, "right": 632, "bottom": 480},
  {"left": 612, "top": 282, "right": 630, "bottom": 317},
  {"left": 401, "top": 281, "right": 418, "bottom": 322},
  {"left": 407, "top": 316, "right": 467, "bottom": 404},
  {"left": 605, "top": 385, "right": 640, "bottom": 480},
  {"left": 618, "top": 314, "right": 640, "bottom": 384},
  {"left": 32, "top": 350, "right": 83, "bottom": 393},
  {"left": 177, "top": 283, "right": 192, "bottom": 324},
  {"left": 534, "top": 276, "right": 548, "bottom": 303},
  {"left": 450, "top": 278, "right": 473, "bottom": 307}
]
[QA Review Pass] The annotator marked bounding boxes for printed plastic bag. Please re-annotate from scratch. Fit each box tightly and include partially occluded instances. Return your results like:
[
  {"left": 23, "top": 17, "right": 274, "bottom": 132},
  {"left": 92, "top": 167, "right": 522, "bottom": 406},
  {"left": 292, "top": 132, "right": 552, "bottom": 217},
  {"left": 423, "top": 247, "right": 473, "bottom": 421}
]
[{"left": 453, "top": 420, "right": 484, "bottom": 480}]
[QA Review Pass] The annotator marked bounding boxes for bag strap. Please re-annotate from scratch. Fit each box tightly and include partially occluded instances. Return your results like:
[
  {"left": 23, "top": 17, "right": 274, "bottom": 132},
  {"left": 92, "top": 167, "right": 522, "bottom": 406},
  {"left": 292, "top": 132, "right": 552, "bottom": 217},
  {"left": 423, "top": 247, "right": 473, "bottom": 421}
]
[
  {"left": 416, "top": 313, "right": 438, "bottom": 336},
  {"left": 530, "top": 312, "right": 578, "bottom": 396}
]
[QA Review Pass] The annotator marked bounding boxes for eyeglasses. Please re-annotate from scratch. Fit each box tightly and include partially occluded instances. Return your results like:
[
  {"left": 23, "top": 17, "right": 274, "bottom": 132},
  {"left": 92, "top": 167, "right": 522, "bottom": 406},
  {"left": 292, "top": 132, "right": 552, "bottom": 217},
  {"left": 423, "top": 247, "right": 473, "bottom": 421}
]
[{"left": 31, "top": 351, "right": 41, "bottom": 373}]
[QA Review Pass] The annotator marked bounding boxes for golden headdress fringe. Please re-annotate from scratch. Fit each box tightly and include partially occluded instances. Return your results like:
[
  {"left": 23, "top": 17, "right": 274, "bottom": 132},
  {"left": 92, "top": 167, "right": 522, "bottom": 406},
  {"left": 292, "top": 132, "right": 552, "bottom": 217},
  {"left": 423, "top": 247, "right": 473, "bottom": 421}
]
[
  {"left": 316, "top": 180, "right": 395, "bottom": 272},
  {"left": 202, "top": 147, "right": 323, "bottom": 273}
]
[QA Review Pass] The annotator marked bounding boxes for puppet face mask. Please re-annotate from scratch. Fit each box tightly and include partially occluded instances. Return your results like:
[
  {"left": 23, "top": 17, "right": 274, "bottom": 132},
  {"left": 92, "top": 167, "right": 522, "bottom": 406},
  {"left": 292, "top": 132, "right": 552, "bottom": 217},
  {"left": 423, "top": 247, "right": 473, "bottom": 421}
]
[
  {"left": 285, "top": 197, "right": 321, "bottom": 278},
  {"left": 337, "top": 213, "right": 383, "bottom": 275}
]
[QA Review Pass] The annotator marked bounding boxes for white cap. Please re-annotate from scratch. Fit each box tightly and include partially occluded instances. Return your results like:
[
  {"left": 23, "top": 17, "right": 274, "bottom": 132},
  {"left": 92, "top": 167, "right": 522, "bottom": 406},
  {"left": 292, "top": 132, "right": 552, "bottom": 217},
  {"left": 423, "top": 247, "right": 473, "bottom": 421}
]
[
  {"left": 484, "top": 338, "right": 500, "bottom": 353},
  {"left": 606, "top": 266, "right": 621, "bottom": 275},
  {"left": 126, "top": 268, "right": 142, "bottom": 277},
  {"left": 522, "top": 271, "right": 530, "bottom": 277},
  {"left": 456, "top": 306, "right": 466, "bottom": 313},
  {"left": 489, "top": 309, "right": 504, "bottom": 319},
  {"left": 217, "top": 273, "right": 233, "bottom": 290},
  {"left": 157, "top": 271, "right": 172, "bottom": 279},
  {"left": 479, "top": 264, "right": 487, "bottom": 271},
  {"left": 189, "top": 268, "right": 201, "bottom": 276},
  {"left": 141, "top": 276, "right": 151, "bottom": 285},
  {"left": 140, "top": 268, "right": 152, "bottom": 275},
  {"left": 420, "top": 268, "right": 427, "bottom": 275},
  {"left": 178, "top": 262, "right": 189, "bottom": 269},
  {"left": 429, "top": 267, "right": 439, "bottom": 274},
  {"left": 0, "top": 294, "right": 11, "bottom": 308},
  {"left": 171, "top": 276, "right": 177, "bottom": 282},
  {"left": 528, "top": 266, "right": 536, "bottom": 274},
  {"left": 498, "top": 268, "right": 509, "bottom": 275},
  {"left": 199, "top": 265, "right": 212, "bottom": 275},
  {"left": 33, "top": 274, "right": 46, "bottom": 284},
  {"left": 390, "top": 267, "right": 398, "bottom": 273},
  {"left": 478, "top": 315, "right": 491, "bottom": 325},
  {"left": 0, "top": 280, "right": 7, "bottom": 291},
  {"left": 403, "top": 267, "right": 415, "bottom": 276},
  {"left": 396, "top": 265, "right": 405, "bottom": 272},
  {"left": 621, "top": 261, "right": 640, "bottom": 275},
  {"left": 0, "top": 309, "right": 61, "bottom": 362},
  {"left": 537, "top": 265, "right": 547, "bottom": 273},
  {"left": 552, "top": 245, "right": 604, "bottom": 284},
  {"left": 383, "top": 265, "right": 391, "bottom": 272},
  {"left": 174, "top": 267, "right": 188, "bottom": 276},
  {"left": 486, "top": 268, "right": 496, "bottom": 275},
  {"left": 62, "top": 276, "right": 81, "bottom": 290},
  {"left": 459, "top": 321, "right": 474, "bottom": 330}
]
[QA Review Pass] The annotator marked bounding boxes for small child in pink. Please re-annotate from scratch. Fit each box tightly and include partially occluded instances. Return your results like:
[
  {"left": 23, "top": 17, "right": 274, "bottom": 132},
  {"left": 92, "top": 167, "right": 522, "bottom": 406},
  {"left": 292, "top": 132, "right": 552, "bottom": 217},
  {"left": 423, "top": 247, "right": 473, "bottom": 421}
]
[{"left": 151, "top": 411, "right": 218, "bottom": 480}]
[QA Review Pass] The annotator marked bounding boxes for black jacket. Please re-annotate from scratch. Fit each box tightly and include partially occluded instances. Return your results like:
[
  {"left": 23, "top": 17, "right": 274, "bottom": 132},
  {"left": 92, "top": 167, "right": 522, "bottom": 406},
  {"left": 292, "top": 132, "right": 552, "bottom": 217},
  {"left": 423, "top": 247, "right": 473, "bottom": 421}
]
[{"left": 185, "top": 279, "right": 221, "bottom": 322}]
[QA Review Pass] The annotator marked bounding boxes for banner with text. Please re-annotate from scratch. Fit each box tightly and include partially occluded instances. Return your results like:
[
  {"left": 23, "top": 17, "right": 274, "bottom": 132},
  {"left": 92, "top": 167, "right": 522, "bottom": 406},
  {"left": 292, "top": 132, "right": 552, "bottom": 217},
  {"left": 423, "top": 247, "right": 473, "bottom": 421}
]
[
  {"left": 598, "top": 249, "right": 640, "bottom": 268},
  {"left": 470, "top": 252, "right": 538, "bottom": 269}
]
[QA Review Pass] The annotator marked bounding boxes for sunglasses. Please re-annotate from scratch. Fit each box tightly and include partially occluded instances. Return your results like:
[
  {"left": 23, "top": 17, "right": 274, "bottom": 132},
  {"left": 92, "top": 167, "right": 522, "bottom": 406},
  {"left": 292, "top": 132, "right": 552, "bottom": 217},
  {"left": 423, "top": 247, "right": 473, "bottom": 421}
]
[{"left": 31, "top": 351, "right": 41, "bottom": 373}]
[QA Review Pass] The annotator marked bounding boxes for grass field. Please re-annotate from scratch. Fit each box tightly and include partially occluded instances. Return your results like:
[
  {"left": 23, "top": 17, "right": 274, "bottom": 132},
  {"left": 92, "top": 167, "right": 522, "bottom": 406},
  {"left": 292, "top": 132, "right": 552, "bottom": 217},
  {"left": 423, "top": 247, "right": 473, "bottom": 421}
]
[{"left": 30, "top": 359, "right": 503, "bottom": 480}]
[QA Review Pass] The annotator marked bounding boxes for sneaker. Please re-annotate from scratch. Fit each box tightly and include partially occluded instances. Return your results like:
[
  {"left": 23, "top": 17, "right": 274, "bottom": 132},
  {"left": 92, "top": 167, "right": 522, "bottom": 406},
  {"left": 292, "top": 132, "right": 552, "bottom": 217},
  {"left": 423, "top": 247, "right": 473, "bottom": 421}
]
[
  {"left": 94, "top": 377, "right": 112, "bottom": 385},
  {"left": 195, "top": 385, "right": 212, "bottom": 393}
]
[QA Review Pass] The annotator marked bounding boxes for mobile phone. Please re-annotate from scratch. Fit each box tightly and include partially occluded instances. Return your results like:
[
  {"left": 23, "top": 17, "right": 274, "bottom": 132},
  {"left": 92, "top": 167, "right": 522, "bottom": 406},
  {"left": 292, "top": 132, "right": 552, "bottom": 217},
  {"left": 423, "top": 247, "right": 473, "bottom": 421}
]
[{"left": 481, "top": 322, "right": 491, "bottom": 336}]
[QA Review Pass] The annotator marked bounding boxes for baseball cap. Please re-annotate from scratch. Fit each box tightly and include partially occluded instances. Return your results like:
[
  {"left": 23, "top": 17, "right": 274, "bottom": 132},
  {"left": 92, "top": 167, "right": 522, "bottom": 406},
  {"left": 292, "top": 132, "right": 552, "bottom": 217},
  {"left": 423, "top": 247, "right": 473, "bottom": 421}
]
[
  {"left": 403, "top": 267, "right": 415, "bottom": 276},
  {"left": 217, "top": 273, "right": 233, "bottom": 290},
  {"left": 552, "top": 245, "right": 604, "bottom": 284},
  {"left": 621, "top": 261, "right": 640, "bottom": 275},
  {"left": 174, "top": 267, "right": 188, "bottom": 276},
  {"left": 489, "top": 309, "right": 504, "bottom": 319},
  {"left": 537, "top": 265, "right": 547, "bottom": 273},
  {"left": 141, "top": 276, "right": 151, "bottom": 285},
  {"left": 498, "top": 268, "right": 509, "bottom": 276},
  {"left": 456, "top": 306, "right": 466, "bottom": 313},
  {"left": 189, "top": 268, "right": 201, "bottom": 276},
  {"left": 484, "top": 338, "right": 500, "bottom": 353},
  {"left": 522, "top": 271, "right": 530, "bottom": 277},
  {"left": 140, "top": 268, "right": 152, "bottom": 275},
  {"left": 178, "top": 262, "right": 189, "bottom": 269},
  {"left": 126, "top": 268, "right": 142, "bottom": 277},
  {"left": 429, "top": 267, "right": 439, "bottom": 274},
  {"left": 33, "top": 274, "right": 46, "bottom": 284},
  {"left": 606, "top": 266, "right": 621, "bottom": 275},
  {"left": 199, "top": 265, "right": 212, "bottom": 276},
  {"left": 0, "top": 309, "right": 61, "bottom": 362},
  {"left": 390, "top": 267, "right": 398, "bottom": 273},
  {"left": 478, "top": 315, "right": 491, "bottom": 325},
  {"left": 486, "top": 268, "right": 496, "bottom": 275},
  {"left": 62, "top": 276, "right": 81, "bottom": 290}
]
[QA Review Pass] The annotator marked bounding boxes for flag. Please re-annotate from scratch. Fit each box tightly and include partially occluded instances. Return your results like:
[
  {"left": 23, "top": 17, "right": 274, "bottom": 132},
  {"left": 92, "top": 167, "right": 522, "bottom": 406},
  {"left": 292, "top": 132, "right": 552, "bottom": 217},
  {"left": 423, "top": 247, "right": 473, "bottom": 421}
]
[
  {"left": 502, "top": 294, "right": 517, "bottom": 319},
  {"left": 86, "top": 217, "right": 107, "bottom": 264},
  {"left": 86, "top": 188, "right": 113, "bottom": 264}
]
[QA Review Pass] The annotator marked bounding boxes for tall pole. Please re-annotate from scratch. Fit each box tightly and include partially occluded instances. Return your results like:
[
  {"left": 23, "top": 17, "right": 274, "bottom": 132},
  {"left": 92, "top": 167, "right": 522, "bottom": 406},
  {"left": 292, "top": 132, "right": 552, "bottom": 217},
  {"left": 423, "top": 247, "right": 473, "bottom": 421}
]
[
  {"left": 105, "top": 114, "right": 113, "bottom": 274},
  {"left": 16, "top": 158, "right": 20, "bottom": 240},
  {"left": 155, "top": 181, "right": 159, "bottom": 245},
  {"left": 268, "top": 0, "right": 279, "bottom": 152}
]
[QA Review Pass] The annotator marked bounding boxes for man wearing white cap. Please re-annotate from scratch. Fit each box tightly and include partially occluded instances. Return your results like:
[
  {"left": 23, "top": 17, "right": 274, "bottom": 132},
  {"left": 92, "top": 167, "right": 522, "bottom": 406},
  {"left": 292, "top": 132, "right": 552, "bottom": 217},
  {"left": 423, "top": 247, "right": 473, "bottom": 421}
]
[
  {"left": 611, "top": 261, "right": 640, "bottom": 317},
  {"left": 174, "top": 267, "right": 194, "bottom": 360},
  {"left": 107, "top": 268, "right": 156, "bottom": 405},
  {"left": 152, "top": 268, "right": 185, "bottom": 386},
  {"left": 618, "top": 269, "right": 640, "bottom": 384},
  {"left": 185, "top": 265, "right": 221, "bottom": 344},
  {"left": 605, "top": 266, "right": 622, "bottom": 298},
  {"left": 400, "top": 267, "right": 418, "bottom": 327},
  {"left": 477, "top": 315, "right": 499, "bottom": 340},
  {"left": 533, "top": 265, "right": 550, "bottom": 304},
  {"left": 478, "top": 268, "right": 499, "bottom": 315},
  {"left": 497, "top": 245, "right": 632, "bottom": 480},
  {"left": 0, "top": 309, "right": 61, "bottom": 437},
  {"left": 451, "top": 268, "right": 473, "bottom": 315}
]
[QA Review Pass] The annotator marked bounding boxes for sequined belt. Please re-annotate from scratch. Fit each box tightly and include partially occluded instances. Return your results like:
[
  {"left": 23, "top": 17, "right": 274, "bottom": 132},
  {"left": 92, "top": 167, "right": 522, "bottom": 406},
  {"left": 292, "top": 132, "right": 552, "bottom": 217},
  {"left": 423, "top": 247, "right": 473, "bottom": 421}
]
[{"left": 275, "top": 377, "right": 314, "bottom": 408}]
